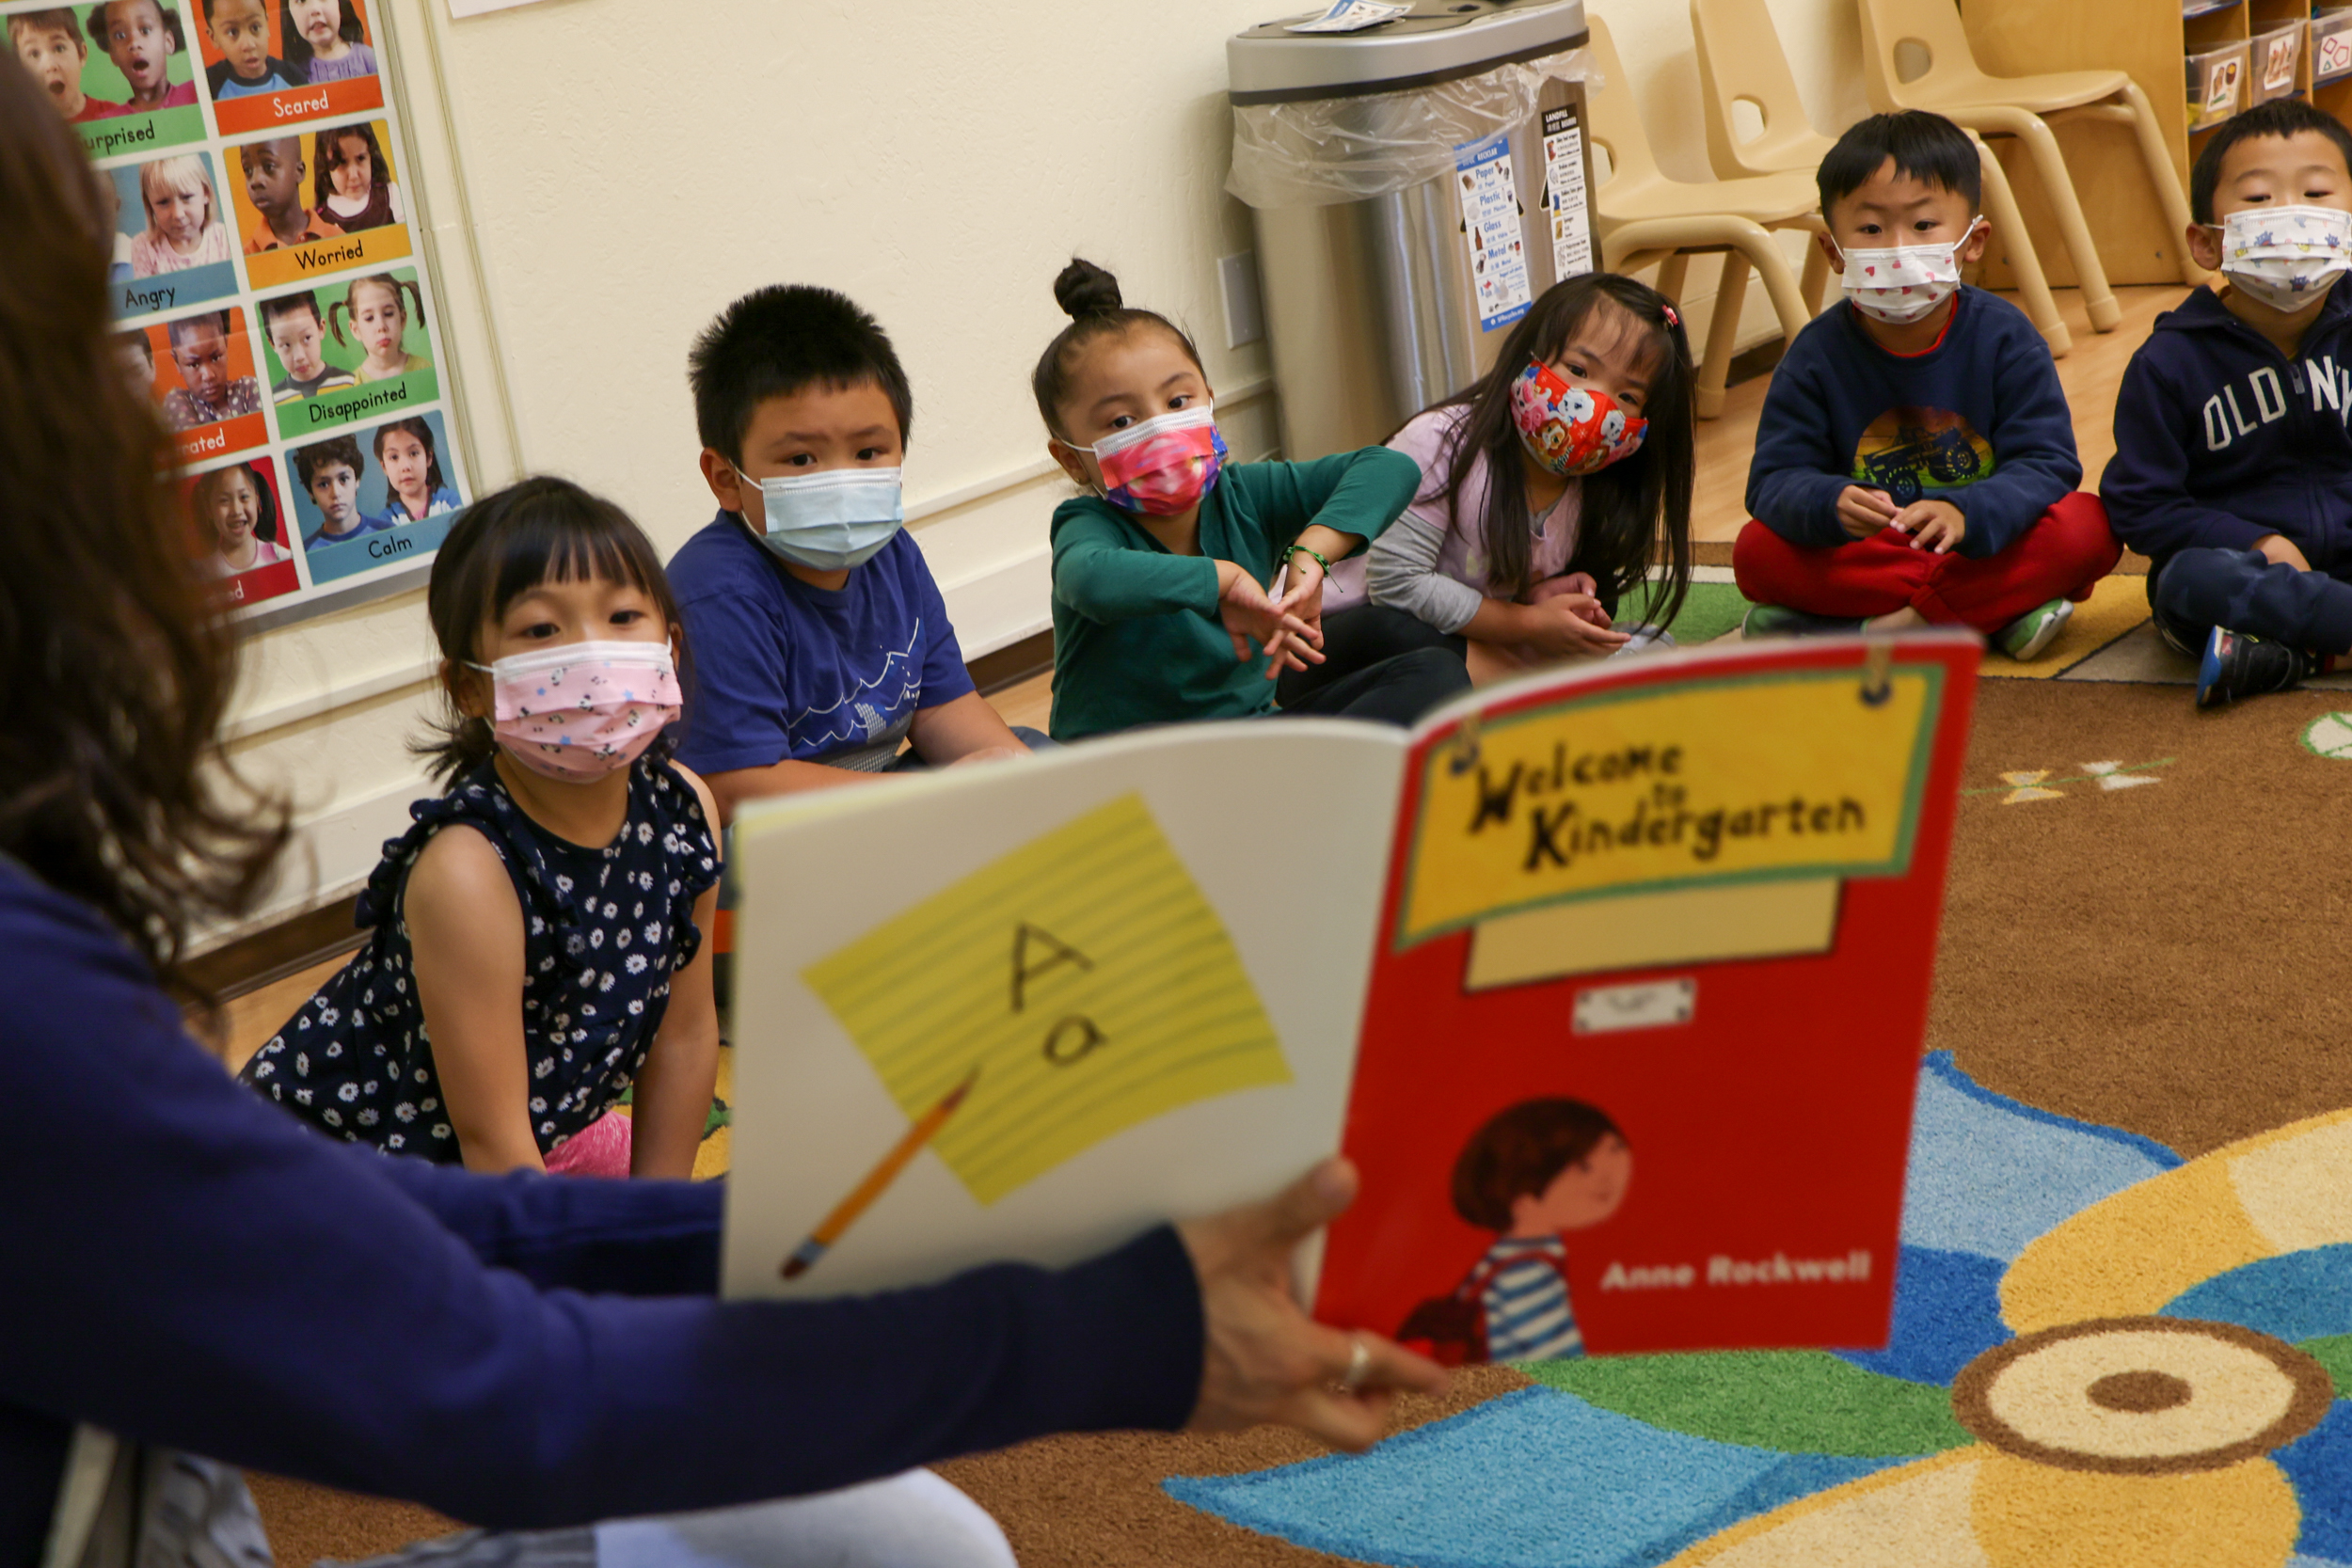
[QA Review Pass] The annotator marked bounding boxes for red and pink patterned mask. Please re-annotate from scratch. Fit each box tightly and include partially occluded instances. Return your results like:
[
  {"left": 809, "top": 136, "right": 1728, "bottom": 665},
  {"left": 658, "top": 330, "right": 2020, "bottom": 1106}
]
[{"left": 1508, "top": 358, "right": 1648, "bottom": 478}]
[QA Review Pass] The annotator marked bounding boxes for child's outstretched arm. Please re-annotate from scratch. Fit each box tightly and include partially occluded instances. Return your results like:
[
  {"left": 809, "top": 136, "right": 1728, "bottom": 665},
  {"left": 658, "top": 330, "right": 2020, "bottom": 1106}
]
[
  {"left": 2102, "top": 353, "right": 2289, "bottom": 562},
  {"left": 627, "top": 770, "right": 725, "bottom": 1180},
  {"left": 404, "top": 825, "right": 547, "bottom": 1174},
  {"left": 1744, "top": 347, "right": 1861, "bottom": 548}
]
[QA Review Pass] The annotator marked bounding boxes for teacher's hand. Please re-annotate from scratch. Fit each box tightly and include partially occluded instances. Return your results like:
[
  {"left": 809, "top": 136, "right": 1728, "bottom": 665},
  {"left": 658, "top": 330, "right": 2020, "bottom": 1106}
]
[{"left": 1177, "top": 1158, "right": 1449, "bottom": 1451}]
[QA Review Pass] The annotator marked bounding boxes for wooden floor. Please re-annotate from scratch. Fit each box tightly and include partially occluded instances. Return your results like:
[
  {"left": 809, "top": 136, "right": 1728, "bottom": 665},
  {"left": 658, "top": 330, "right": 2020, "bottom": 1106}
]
[{"left": 219, "top": 284, "right": 2181, "bottom": 1064}]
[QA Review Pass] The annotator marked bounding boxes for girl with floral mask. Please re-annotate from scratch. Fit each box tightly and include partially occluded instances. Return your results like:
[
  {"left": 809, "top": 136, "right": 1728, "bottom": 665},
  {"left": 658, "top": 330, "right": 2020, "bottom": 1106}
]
[
  {"left": 1037, "top": 257, "right": 1469, "bottom": 741},
  {"left": 1318, "top": 273, "right": 1696, "bottom": 689},
  {"left": 238, "top": 477, "right": 723, "bottom": 1182}
]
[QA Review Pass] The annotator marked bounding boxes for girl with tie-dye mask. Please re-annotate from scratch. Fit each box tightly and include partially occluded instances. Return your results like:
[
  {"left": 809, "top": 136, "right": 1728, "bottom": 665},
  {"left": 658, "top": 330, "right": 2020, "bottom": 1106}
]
[
  {"left": 1318, "top": 273, "right": 1697, "bottom": 688},
  {"left": 1034, "top": 258, "right": 1470, "bottom": 742}
]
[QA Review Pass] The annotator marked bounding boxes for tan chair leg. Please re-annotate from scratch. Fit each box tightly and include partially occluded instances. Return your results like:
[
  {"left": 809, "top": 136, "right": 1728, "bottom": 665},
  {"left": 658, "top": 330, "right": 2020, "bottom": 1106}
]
[
  {"left": 2114, "top": 78, "right": 2202, "bottom": 285},
  {"left": 1979, "top": 138, "right": 2071, "bottom": 356},
  {"left": 1957, "top": 106, "right": 2121, "bottom": 333},
  {"left": 1695, "top": 252, "right": 1752, "bottom": 420},
  {"left": 1656, "top": 252, "right": 1692, "bottom": 306},
  {"left": 1800, "top": 240, "right": 1830, "bottom": 316}
]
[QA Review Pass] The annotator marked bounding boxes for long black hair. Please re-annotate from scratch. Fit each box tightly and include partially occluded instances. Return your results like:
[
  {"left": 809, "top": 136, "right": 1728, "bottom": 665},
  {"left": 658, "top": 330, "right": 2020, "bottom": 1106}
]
[
  {"left": 1424, "top": 273, "right": 1694, "bottom": 628},
  {"left": 416, "top": 476, "right": 691, "bottom": 784}
]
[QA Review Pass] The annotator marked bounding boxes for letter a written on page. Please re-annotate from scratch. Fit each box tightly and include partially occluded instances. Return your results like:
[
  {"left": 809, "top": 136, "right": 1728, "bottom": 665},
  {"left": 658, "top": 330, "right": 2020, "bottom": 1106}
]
[{"left": 800, "top": 793, "right": 1291, "bottom": 1205}]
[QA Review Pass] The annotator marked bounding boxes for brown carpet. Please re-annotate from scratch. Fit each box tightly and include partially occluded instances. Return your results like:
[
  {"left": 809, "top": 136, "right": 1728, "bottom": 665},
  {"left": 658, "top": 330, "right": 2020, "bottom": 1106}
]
[{"left": 250, "top": 673, "right": 2352, "bottom": 1564}]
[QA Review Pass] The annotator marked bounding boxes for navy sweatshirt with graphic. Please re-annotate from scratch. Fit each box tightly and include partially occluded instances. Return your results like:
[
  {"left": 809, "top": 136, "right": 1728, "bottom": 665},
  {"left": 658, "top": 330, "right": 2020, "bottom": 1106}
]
[
  {"left": 1746, "top": 287, "right": 2081, "bottom": 559},
  {"left": 2101, "top": 283, "right": 2352, "bottom": 575}
]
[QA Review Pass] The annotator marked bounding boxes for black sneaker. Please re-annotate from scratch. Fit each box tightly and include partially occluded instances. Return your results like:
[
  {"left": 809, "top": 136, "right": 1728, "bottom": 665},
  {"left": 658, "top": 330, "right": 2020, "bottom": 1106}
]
[{"left": 2195, "top": 626, "right": 2312, "bottom": 708}]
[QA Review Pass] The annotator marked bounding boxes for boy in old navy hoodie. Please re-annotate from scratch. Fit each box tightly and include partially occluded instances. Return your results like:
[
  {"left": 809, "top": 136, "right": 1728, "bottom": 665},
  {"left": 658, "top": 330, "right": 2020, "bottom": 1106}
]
[{"left": 2103, "top": 100, "right": 2352, "bottom": 705}]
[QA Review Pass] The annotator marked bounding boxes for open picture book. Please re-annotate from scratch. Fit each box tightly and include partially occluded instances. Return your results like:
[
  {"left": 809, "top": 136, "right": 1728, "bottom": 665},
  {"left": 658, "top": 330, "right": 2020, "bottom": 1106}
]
[{"left": 721, "top": 631, "right": 1982, "bottom": 1358}]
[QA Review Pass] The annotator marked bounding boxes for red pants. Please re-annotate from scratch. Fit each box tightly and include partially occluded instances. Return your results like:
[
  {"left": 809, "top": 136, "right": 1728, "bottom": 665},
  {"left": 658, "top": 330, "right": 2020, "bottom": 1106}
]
[{"left": 1732, "top": 492, "right": 2120, "bottom": 635}]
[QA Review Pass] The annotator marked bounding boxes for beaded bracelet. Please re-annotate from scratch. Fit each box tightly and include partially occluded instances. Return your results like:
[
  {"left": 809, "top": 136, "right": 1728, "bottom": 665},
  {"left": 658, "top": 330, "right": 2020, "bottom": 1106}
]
[{"left": 1280, "top": 543, "right": 1332, "bottom": 576}]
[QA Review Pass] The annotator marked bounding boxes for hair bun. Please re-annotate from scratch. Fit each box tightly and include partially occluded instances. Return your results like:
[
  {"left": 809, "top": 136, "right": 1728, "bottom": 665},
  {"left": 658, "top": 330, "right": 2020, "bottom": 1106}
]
[{"left": 1053, "top": 259, "right": 1123, "bottom": 319}]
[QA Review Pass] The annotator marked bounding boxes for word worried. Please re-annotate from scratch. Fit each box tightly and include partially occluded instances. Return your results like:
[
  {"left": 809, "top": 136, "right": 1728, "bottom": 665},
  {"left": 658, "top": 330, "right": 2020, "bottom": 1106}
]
[{"left": 1010, "top": 922, "right": 1106, "bottom": 1066}]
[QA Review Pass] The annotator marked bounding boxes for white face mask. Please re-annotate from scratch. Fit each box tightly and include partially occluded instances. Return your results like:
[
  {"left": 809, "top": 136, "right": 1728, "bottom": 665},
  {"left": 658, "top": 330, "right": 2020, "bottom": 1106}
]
[
  {"left": 1836, "top": 218, "right": 1983, "bottom": 325},
  {"left": 2210, "top": 205, "right": 2352, "bottom": 312},
  {"left": 736, "top": 466, "right": 905, "bottom": 572}
]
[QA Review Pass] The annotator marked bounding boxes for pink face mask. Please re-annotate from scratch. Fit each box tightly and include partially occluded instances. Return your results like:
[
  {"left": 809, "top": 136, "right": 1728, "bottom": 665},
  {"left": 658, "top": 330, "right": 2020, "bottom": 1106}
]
[
  {"left": 467, "top": 641, "right": 682, "bottom": 783},
  {"left": 1067, "top": 404, "right": 1228, "bottom": 515},
  {"left": 1509, "top": 359, "right": 1648, "bottom": 478}
]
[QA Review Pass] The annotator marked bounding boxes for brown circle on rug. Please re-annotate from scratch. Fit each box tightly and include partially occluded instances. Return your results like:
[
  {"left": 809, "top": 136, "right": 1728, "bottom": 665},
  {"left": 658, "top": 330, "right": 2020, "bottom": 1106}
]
[{"left": 1951, "top": 1316, "right": 2334, "bottom": 1474}]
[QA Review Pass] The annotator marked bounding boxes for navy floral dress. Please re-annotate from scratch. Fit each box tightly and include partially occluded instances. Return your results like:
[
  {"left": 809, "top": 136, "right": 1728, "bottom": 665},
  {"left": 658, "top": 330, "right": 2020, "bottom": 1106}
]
[{"left": 239, "top": 756, "right": 721, "bottom": 1162}]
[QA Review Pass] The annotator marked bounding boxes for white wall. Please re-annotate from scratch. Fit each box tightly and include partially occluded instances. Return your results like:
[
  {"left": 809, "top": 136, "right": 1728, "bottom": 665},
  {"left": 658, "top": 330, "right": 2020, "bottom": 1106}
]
[{"left": 211, "top": 0, "right": 1864, "bottom": 943}]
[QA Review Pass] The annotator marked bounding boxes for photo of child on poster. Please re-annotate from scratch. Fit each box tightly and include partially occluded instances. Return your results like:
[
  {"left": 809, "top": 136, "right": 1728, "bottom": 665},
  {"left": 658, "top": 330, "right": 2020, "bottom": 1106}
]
[
  {"left": 1395, "top": 1099, "right": 1632, "bottom": 1365},
  {"left": 183, "top": 453, "right": 302, "bottom": 608},
  {"left": 259, "top": 289, "right": 354, "bottom": 404},
  {"left": 313, "top": 119, "right": 399, "bottom": 231},
  {"left": 292, "top": 406, "right": 463, "bottom": 583},
  {"left": 88, "top": 0, "right": 197, "bottom": 112},
  {"left": 7, "top": 7, "right": 119, "bottom": 122},
  {"left": 329, "top": 269, "right": 425, "bottom": 382},
  {"left": 157, "top": 306, "right": 262, "bottom": 431},
  {"left": 233, "top": 133, "right": 340, "bottom": 251},
  {"left": 105, "top": 151, "right": 239, "bottom": 318},
  {"left": 195, "top": 0, "right": 379, "bottom": 132}
]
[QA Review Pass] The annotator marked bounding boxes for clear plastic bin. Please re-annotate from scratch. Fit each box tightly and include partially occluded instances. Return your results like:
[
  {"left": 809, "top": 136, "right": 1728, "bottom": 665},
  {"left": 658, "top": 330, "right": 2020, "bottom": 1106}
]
[
  {"left": 2252, "top": 20, "right": 2301, "bottom": 102},
  {"left": 2186, "top": 40, "right": 2249, "bottom": 128},
  {"left": 2315, "top": 8, "right": 2352, "bottom": 84}
]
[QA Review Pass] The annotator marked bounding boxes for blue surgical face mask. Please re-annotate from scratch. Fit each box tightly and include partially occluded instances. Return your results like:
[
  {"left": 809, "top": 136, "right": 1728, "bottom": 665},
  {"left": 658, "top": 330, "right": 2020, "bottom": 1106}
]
[{"left": 736, "top": 466, "right": 905, "bottom": 572}]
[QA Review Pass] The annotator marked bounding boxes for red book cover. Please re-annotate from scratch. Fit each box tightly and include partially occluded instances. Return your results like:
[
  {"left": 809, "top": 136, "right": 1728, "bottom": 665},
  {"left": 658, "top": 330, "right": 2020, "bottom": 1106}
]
[{"left": 1312, "top": 633, "right": 1980, "bottom": 1358}]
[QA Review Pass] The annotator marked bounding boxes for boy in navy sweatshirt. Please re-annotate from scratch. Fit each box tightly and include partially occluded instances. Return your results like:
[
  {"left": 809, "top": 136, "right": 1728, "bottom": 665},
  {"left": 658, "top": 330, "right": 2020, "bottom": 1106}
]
[
  {"left": 2101, "top": 99, "right": 2352, "bottom": 705},
  {"left": 1736, "top": 112, "right": 2118, "bottom": 655}
]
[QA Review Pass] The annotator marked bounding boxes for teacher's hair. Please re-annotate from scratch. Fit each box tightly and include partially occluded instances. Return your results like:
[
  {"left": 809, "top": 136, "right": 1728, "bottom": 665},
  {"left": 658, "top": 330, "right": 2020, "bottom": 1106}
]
[{"left": 0, "top": 60, "right": 286, "bottom": 1000}]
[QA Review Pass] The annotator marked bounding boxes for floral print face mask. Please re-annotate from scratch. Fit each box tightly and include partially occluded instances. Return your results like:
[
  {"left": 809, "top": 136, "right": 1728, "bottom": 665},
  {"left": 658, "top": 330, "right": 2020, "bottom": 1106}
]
[
  {"left": 466, "top": 641, "right": 682, "bottom": 783},
  {"left": 1508, "top": 358, "right": 1648, "bottom": 478},
  {"left": 2210, "top": 205, "right": 2352, "bottom": 313}
]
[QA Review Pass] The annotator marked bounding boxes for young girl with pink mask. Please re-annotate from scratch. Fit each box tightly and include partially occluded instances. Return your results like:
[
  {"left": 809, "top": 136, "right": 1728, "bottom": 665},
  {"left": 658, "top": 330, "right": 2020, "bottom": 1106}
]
[
  {"left": 239, "top": 478, "right": 723, "bottom": 1180},
  {"left": 1037, "top": 258, "right": 1469, "bottom": 741},
  {"left": 1315, "top": 273, "right": 1697, "bottom": 689}
]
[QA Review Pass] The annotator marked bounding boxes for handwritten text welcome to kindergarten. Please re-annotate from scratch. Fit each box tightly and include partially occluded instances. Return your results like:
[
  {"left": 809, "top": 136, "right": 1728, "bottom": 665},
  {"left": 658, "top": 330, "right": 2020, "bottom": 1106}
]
[{"left": 1395, "top": 668, "right": 1942, "bottom": 945}]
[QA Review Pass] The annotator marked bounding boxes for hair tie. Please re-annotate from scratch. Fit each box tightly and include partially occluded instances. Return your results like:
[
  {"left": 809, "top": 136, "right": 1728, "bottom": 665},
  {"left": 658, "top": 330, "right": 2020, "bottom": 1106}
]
[{"left": 1661, "top": 305, "right": 1681, "bottom": 328}]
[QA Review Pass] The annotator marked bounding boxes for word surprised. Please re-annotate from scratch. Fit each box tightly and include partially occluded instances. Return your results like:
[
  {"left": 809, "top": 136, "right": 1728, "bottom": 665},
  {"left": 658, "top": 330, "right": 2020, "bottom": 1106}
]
[
  {"left": 801, "top": 793, "right": 1290, "bottom": 1204},
  {"left": 1397, "top": 666, "right": 1940, "bottom": 944}
]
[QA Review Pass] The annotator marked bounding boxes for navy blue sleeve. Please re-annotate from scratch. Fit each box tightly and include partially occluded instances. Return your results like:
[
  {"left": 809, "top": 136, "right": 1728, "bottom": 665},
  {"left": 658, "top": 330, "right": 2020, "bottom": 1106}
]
[
  {"left": 903, "top": 537, "right": 976, "bottom": 710},
  {"left": 1743, "top": 324, "right": 1853, "bottom": 549},
  {"left": 1945, "top": 312, "right": 2081, "bottom": 559},
  {"left": 2100, "top": 343, "right": 2276, "bottom": 558},
  {"left": 0, "top": 872, "right": 1203, "bottom": 1536},
  {"left": 674, "top": 585, "right": 797, "bottom": 777}
]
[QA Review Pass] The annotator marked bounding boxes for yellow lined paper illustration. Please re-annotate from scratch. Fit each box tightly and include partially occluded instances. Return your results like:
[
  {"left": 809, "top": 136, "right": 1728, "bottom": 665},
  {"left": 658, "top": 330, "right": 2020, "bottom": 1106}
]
[{"left": 800, "top": 793, "right": 1292, "bottom": 1206}]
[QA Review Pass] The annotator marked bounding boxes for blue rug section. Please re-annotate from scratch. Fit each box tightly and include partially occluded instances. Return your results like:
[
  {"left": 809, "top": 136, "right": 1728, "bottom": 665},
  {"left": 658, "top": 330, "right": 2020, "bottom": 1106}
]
[
  {"left": 1835, "top": 1245, "right": 2010, "bottom": 1385},
  {"left": 2162, "top": 1247, "right": 2352, "bottom": 1344},
  {"left": 1165, "top": 1387, "right": 1903, "bottom": 1568},
  {"left": 1899, "top": 1052, "right": 2179, "bottom": 1262},
  {"left": 2281, "top": 1402, "right": 2352, "bottom": 1563}
]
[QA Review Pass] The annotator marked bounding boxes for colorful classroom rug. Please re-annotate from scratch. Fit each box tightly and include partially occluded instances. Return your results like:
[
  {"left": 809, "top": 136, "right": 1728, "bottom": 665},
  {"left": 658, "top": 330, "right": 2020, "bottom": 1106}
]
[{"left": 938, "top": 676, "right": 2352, "bottom": 1567}]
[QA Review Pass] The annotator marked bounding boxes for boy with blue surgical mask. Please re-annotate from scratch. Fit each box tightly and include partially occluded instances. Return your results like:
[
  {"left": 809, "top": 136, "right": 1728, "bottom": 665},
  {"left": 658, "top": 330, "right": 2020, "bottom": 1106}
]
[
  {"left": 2102, "top": 99, "right": 2352, "bottom": 706},
  {"left": 1735, "top": 111, "right": 2118, "bottom": 655},
  {"left": 672, "top": 286, "right": 1037, "bottom": 818}
]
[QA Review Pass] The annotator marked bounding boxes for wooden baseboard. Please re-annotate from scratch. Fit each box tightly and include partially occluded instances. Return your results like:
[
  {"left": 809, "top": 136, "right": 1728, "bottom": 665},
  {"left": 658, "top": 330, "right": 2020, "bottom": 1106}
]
[
  {"left": 968, "top": 629, "right": 1053, "bottom": 695},
  {"left": 186, "top": 895, "right": 365, "bottom": 1003}
]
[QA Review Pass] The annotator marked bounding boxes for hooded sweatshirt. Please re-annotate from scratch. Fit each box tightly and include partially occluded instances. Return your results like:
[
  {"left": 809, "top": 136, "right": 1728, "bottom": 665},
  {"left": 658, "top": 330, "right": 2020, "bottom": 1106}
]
[{"left": 2101, "top": 283, "right": 2352, "bottom": 574}]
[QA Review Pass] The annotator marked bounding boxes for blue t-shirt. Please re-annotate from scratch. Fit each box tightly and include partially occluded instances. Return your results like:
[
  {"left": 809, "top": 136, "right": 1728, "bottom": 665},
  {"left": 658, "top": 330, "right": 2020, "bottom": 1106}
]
[{"left": 668, "top": 513, "right": 975, "bottom": 774}]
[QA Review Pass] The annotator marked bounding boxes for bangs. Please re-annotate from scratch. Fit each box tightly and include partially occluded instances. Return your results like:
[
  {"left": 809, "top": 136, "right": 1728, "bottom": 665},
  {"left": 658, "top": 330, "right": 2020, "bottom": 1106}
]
[
  {"left": 477, "top": 507, "right": 666, "bottom": 629},
  {"left": 1526, "top": 289, "right": 1664, "bottom": 384}
]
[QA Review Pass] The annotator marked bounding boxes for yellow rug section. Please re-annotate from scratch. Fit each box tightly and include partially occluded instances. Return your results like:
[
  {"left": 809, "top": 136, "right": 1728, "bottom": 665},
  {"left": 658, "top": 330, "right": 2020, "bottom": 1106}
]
[{"left": 1981, "top": 577, "right": 2150, "bottom": 681}]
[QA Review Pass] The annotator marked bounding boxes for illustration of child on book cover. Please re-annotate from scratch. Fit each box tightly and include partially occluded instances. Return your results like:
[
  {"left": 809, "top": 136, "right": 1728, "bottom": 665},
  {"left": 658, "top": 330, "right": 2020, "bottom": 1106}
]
[{"left": 1398, "top": 1098, "right": 1630, "bottom": 1365}]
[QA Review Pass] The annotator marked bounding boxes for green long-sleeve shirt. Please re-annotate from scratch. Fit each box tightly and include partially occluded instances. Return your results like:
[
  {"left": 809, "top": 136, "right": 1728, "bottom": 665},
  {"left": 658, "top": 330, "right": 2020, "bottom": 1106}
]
[{"left": 1047, "top": 447, "right": 1421, "bottom": 742}]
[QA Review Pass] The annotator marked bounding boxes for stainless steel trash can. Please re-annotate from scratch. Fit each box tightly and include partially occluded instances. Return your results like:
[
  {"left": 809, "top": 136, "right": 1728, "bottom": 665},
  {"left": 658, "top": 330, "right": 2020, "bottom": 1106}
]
[{"left": 1227, "top": 0, "right": 1598, "bottom": 460}]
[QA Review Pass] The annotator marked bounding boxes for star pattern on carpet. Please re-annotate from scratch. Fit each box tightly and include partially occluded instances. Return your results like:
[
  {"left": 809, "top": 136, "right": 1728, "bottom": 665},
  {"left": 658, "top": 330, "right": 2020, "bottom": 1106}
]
[{"left": 1964, "top": 758, "right": 2173, "bottom": 805}]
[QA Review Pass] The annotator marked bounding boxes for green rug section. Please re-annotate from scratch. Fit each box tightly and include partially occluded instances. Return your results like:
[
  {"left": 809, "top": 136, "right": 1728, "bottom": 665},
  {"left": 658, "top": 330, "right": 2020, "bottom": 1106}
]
[
  {"left": 2304, "top": 1334, "right": 2352, "bottom": 1394},
  {"left": 1517, "top": 1349, "right": 1973, "bottom": 1457},
  {"left": 1626, "top": 578, "right": 1751, "bottom": 646}
]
